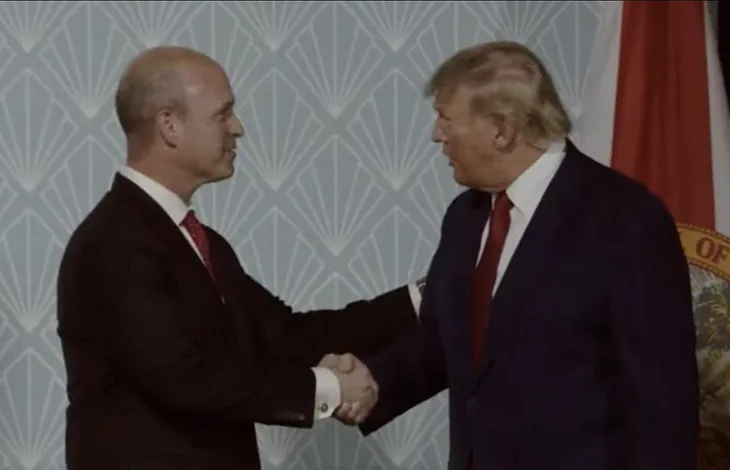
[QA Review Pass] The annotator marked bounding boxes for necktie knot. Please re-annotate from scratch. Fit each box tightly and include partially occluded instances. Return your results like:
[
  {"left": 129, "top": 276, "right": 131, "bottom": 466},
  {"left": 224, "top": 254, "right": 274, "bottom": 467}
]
[
  {"left": 492, "top": 191, "right": 512, "bottom": 216},
  {"left": 181, "top": 210, "right": 201, "bottom": 231}
]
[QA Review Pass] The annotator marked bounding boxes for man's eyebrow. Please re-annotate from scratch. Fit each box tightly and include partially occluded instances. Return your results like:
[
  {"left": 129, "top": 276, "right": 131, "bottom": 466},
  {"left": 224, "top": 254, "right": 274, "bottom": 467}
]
[{"left": 217, "top": 99, "right": 235, "bottom": 113}]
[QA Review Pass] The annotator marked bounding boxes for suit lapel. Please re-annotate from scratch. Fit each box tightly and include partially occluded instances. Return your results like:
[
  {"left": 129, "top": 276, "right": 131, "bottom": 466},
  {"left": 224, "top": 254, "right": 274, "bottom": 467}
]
[
  {"left": 473, "top": 142, "right": 595, "bottom": 382},
  {"left": 110, "top": 174, "right": 258, "bottom": 357},
  {"left": 207, "top": 237, "right": 257, "bottom": 356},
  {"left": 109, "top": 174, "right": 222, "bottom": 305},
  {"left": 448, "top": 191, "right": 492, "bottom": 377}
]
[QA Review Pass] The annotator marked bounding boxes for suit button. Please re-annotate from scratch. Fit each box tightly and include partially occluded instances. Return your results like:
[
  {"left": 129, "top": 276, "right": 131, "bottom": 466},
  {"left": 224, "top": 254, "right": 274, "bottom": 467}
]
[{"left": 319, "top": 402, "right": 329, "bottom": 413}]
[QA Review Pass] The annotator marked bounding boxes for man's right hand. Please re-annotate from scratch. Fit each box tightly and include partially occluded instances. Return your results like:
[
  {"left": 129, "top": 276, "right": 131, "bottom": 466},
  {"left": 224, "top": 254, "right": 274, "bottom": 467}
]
[{"left": 318, "top": 353, "right": 378, "bottom": 424}]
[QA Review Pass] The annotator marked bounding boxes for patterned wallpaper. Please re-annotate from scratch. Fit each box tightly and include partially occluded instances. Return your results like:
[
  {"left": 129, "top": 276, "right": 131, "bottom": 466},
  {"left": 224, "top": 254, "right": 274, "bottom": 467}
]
[{"left": 0, "top": 2, "right": 603, "bottom": 469}]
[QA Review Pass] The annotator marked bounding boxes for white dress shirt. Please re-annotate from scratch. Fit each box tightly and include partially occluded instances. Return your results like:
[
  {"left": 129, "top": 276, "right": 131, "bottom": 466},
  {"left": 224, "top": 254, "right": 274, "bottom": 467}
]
[
  {"left": 118, "top": 166, "right": 421, "bottom": 420},
  {"left": 409, "top": 140, "right": 566, "bottom": 309}
]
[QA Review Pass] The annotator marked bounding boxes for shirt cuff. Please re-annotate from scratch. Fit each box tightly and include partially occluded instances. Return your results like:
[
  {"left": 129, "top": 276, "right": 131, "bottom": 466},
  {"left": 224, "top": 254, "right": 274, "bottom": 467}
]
[
  {"left": 311, "top": 366, "right": 341, "bottom": 419},
  {"left": 408, "top": 283, "right": 422, "bottom": 317}
]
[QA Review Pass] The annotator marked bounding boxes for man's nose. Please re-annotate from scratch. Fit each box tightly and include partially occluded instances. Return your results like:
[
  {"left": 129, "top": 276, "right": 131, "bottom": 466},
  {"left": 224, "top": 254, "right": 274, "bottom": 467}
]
[{"left": 231, "top": 116, "right": 245, "bottom": 137}]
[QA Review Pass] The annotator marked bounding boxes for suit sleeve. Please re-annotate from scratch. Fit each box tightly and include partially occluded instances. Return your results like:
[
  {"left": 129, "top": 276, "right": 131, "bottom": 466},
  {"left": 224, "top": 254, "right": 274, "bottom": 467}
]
[
  {"left": 610, "top": 199, "right": 699, "bottom": 469},
  {"left": 357, "top": 290, "right": 448, "bottom": 435},
  {"left": 356, "top": 200, "right": 457, "bottom": 434},
  {"left": 85, "top": 240, "right": 317, "bottom": 428},
  {"left": 214, "top": 237, "right": 420, "bottom": 366}
]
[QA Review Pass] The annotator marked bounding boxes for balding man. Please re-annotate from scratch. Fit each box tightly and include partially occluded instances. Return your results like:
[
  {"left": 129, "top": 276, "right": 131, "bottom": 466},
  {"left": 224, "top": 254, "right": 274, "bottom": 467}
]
[
  {"left": 55, "top": 46, "right": 421, "bottom": 470},
  {"left": 332, "top": 41, "right": 699, "bottom": 470}
]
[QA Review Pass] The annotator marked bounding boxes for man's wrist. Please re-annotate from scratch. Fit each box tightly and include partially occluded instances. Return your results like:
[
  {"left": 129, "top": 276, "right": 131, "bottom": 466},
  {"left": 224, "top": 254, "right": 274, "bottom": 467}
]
[{"left": 311, "top": 366, "right": 341, "bottom": 419}]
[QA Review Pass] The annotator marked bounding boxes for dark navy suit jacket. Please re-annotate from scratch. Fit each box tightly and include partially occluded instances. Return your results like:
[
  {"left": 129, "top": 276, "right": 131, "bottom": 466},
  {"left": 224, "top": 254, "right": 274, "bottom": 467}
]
[{"left": 361, "top": 140, "right": 699, "bottom": 470}]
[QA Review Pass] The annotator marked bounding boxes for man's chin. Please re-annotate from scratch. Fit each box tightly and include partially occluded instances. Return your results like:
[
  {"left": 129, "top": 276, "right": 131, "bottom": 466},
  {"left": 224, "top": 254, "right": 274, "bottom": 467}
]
[
  {"left": 451, "top": 168, "right": 476, "bottom": 189},
  {"left": 209, "top": 164, "right": 235, "bottom": 183},
  {"left": 221, "top": 165, "right": 235, "bottom": 180}
]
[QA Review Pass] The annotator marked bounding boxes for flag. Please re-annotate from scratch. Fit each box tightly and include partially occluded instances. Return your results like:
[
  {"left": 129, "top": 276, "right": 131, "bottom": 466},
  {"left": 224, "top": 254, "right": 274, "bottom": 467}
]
[
  {"left": 573, "top": 2, "right": 730, "bottom": 467},
  {"left": 574, "top": 0, "right": 730, "bottom": 237}
]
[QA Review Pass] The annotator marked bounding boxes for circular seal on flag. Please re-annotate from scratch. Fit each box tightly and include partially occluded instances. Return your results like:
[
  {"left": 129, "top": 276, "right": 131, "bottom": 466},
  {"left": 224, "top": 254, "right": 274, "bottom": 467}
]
[{"left": 677, "top": 223, "right": 730, "bottom": 470}]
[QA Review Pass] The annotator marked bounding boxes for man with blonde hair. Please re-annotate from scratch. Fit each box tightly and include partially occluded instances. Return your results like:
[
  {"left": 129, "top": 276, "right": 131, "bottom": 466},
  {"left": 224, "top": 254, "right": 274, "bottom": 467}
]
[{"left": 331, "top": 41, "right": 699, "bottom": 470}]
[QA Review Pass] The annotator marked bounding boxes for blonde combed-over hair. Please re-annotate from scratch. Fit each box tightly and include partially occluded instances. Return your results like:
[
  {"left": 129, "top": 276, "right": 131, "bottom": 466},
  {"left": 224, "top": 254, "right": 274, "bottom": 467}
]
[{"left": 425, "top": 41, "right": 572, "bottom": 145}]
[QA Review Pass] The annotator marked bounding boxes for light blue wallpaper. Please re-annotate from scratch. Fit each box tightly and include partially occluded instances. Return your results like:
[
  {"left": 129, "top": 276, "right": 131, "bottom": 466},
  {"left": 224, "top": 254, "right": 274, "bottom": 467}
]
[{"left": 0, "top": 2, "right": 603, "bottom": 468}]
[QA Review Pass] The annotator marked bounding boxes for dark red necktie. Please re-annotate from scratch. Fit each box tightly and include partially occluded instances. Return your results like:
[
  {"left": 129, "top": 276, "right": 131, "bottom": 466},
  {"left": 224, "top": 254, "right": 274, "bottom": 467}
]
[
  {"left": 469, "top": 191, "right": 512, "bottom": 366},
  {"left": 181, "top": 210, "right": 215, "bottom": 279},
  {"left": 468, "top": 192, "right": 512, "bottom": 470}
]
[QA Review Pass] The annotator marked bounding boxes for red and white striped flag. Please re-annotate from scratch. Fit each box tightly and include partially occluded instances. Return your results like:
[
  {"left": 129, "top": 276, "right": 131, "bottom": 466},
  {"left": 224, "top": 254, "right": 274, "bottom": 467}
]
[
  {"left": 573, "top": 2, "right": 730, "bottom": 465},
  {"left": 574, "top": 0, "right": 730, "bottom": 237}
]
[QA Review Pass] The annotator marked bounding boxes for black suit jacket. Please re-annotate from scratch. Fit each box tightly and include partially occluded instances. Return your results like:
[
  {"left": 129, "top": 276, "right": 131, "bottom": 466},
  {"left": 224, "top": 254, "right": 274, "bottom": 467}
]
[
  {"left": 361, "top": 140, "right": 699, "bottom": 470},
  {"left": 56, "top": 174, "right": 418, "bottom": 470}
]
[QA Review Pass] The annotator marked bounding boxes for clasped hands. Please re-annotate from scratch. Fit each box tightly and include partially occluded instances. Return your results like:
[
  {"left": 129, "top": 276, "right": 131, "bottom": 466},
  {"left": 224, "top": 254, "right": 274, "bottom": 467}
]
[{"left": 318, "top": 353, "right": 377, "bottom": 424}]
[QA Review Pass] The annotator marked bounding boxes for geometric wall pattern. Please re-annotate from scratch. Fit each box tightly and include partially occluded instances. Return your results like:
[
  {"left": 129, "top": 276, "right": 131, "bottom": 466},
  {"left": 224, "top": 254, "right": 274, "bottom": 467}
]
[{"left": 0, "top": 2, "right": 603, "bottom": 468}]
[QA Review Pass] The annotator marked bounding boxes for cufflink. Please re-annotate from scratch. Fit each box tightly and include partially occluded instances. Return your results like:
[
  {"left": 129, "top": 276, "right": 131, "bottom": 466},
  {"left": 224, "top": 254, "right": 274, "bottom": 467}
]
[{"left": 319, "top": 402, "right": 329, "bottom": 413}]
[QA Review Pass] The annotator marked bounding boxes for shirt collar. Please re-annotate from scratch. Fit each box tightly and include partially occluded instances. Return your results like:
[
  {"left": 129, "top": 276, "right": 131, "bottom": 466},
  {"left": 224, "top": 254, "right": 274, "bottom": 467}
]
[
  {"left": 118, "top": 166, "right": 191, "bottom": 226},
  {"left": 502, "top": 139, "right": 566, "bottom": 218}
]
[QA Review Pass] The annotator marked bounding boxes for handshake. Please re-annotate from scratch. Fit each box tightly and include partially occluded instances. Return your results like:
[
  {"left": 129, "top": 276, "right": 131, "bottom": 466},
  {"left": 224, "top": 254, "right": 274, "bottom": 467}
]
[{"left": 318, "top": 353, "right": 377, "bottom": 425}]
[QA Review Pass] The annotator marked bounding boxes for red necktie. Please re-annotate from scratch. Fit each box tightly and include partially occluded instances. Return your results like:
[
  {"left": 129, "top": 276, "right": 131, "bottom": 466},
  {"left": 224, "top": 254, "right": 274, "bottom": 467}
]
[
  {"left": 181, "top": 210, "right": 215, "bottom": 279},
  {"left": 468, "top": 192, "right": 512, "bottom": 470},
  {"left": 469, "top": 191, "right": 512, "bottom": 366}
]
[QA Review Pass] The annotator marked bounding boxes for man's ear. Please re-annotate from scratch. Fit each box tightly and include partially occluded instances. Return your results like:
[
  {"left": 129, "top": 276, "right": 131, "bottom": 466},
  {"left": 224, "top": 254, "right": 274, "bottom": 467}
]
[
  {"left": 492, "top": 116, "right": 519, "bottom": 152},
  {"left": 156, "top": 109, "right": 180, "bottom": 148}
]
